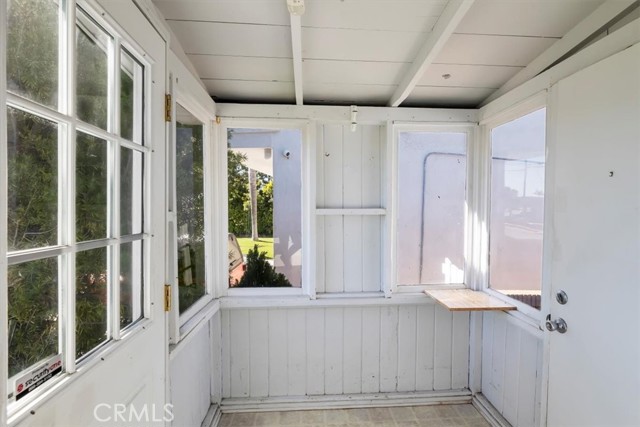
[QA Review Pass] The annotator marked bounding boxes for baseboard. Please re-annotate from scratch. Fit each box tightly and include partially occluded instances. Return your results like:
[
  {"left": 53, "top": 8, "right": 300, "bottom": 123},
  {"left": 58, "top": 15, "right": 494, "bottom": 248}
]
[
  {"left": 201, "top": 403, "right": 222, "bottom": 427},
  {"left": 221, "top": 389, "right": 472, "bottom": 413},
  {"left": 472, "top": 394, "right": 512, "bottom": 427}
]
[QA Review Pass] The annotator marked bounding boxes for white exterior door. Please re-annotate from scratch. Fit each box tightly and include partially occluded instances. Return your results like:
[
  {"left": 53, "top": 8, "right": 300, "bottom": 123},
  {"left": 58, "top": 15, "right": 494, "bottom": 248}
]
[{"left": 546, "top": 44, "right": 640, "bottom": 426}]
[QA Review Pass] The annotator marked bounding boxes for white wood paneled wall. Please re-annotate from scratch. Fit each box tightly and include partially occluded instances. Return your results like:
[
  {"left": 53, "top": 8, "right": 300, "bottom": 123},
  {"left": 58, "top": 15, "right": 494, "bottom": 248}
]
[
  {"left": 315, "top": 124, "right": 385, "bottom": 293},
  {"left": 220, "top": 304, "right": 470, "bottom": 399},
  {"left": 169, "top": 313, "right": 222, "bottom": 426},
  {"left": 481, "top": 312, "right": 543, "bottom": 427}
]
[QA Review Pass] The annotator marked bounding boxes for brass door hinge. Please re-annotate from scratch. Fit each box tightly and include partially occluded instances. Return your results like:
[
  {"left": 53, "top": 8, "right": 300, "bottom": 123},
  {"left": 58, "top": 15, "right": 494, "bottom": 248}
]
[
  {"left": 165, "top": 94, "right": 172, "bottom": 122},
  {"left": 164, "top": 284, "right": 172, "bottom": 312}
]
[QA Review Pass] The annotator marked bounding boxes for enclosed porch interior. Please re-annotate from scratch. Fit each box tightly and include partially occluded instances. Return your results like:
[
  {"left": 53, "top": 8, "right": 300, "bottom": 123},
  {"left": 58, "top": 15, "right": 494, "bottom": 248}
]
[{"left": 1, "top": 1, "right": 639, "bottom": 427}]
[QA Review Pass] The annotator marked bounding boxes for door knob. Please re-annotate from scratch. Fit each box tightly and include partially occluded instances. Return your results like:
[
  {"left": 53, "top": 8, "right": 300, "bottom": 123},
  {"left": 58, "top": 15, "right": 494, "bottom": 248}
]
[{"left": 545, "top": 314, "right": 568, "bottom": 334}]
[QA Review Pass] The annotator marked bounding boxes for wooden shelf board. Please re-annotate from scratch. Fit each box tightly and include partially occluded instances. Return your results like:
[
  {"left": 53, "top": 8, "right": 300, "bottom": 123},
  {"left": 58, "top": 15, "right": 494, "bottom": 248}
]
[
  {"left": 316, "top": 208, "right": 386, "bottom": 216},
  {"left": 425, "top": 289, "right": 517, "bottom": 312}
]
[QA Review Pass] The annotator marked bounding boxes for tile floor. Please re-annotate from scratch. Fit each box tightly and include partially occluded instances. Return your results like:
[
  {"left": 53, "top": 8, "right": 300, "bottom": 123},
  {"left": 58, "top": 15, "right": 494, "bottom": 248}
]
[{"left": 219, "top": 404, "right": 491, "bottom": 427}]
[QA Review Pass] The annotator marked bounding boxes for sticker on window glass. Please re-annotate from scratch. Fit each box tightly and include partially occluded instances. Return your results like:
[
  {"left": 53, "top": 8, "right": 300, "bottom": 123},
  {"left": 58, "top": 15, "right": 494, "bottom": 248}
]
[{"left": 14, "top": 354, "right": 63, "bottom": 401}]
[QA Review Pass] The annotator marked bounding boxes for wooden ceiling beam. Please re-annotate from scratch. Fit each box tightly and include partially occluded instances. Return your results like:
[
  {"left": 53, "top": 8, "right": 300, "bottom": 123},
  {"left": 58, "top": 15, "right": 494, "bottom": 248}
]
[
  {"left": 481, "top": 0, "right": 639, "bottom": 106},
  {"left": 290, "top": 14, "right": 304, "bottom": 105},
  {"left": 388, "top": 0, "right": 476, "bottom": 107}
]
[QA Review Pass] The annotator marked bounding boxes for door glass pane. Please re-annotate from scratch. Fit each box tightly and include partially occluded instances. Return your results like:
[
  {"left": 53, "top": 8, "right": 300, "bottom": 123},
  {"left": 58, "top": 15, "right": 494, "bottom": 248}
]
[
  {"left": 76, "top": 132, "right": 108, "bottom": 242},
  {"left": 227, "top": 128, "right": 302, "bottom": 288},
  {"left": 7, "top": 0, "right": 59, "bottom": 108},
  {"left": 76, "top": 10, "right": 110, "bottom": 130},
  {"left": 7, "top": 107, "right": 58, "bottom": 251},
  {"left": 76, "top": 247, "right": 108, "bottom": 358},
  {"left": 490, "top": 108, "right": 546, "bottom": 309},
  {"left": 120, "top": 147, "right": 143, "bottom": 236},
  {"left": 120, "top": 50, "right": 144, "bottom": 144},
  {"left": 120, "top": 240, "right": 143, "bottom": 329},
  {"left": 176, "top": 104, "right": 206, "bottom": 313},
  {"left": 396, "top": 131, "right": 467, "bottom": 285},
  {"left": 8, "top": 258, "right": 58, "bottom": 377}
]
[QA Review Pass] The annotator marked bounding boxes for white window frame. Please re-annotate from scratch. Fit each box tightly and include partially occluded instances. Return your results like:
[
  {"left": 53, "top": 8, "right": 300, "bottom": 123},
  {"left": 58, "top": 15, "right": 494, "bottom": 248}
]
[
  {"left": 1, "top": 0, "right": 9, "bottom": 421},
  {"left": 167, "top": 88, "right": 216, "bottom": 344},
  {"left": 3, "top": 0, "right": 157, "bottom": 412},
  {"left": 388, "top": 122, "right": 476, "bottom": 295},
  {"left": 479, "top": 92, "right": 548, "bottom": 320},
  {"left": 218, "top": 118, "right": 315, "bottom": 299}
]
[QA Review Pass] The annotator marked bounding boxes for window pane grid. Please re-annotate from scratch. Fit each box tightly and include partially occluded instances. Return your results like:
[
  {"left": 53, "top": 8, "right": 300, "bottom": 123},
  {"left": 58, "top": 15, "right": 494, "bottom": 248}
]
[{"left": 6, "top": 2, "right": 150, "bottom": 388}]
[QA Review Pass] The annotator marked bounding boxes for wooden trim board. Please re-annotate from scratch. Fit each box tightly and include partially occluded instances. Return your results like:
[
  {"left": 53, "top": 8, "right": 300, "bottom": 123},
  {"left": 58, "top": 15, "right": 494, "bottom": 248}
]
[{"left": 425, "top": 289, "right": 517, "bottom": 311}]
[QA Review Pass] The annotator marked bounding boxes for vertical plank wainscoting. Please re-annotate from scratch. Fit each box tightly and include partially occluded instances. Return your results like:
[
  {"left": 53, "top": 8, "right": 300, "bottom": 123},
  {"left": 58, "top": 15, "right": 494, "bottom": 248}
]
[
  {"left": 169, "top": 314, "right": 221, "bottom": 426},
  {"left": 220, "top": 304, "right": 471, "bottom": 408},
  {"left": 481, "top": 311, "right": 543, "bottom": 427},
  {"left": 315, "top": 124, "right": 384, "bottom": 294}
]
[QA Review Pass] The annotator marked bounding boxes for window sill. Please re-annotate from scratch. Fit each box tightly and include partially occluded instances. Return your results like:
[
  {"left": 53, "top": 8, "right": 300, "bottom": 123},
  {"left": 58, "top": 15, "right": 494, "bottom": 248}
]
[
  {"left": 220, "top": 292, "right": 436, "bottom": 309},
  {"left": 483, "top": 288, "right": 544, "bottom": 331},
  {"left": 394, "top": 284, "right": 467, "bottom": 294},
  {"left": 226, "top": 287, "right": 305, "bottom": 297}
]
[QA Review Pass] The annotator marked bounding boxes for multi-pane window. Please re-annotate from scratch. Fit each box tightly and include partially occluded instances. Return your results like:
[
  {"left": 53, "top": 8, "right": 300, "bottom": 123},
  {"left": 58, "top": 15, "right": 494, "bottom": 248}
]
[
  {"left": 6, "top": 0, "right": 148, "bottom": 396},
  {"left": 396, "top": 131, "right": 468, "bottom": 286},
  {"left": 489, "top": 108, "right": 546, "bottom": 309}
]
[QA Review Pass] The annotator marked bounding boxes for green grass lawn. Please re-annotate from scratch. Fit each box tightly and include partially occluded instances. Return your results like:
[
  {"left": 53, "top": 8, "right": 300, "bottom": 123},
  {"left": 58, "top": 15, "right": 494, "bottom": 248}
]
[{"left": 237, "top": 237, "right": 274, "bottom": 259}]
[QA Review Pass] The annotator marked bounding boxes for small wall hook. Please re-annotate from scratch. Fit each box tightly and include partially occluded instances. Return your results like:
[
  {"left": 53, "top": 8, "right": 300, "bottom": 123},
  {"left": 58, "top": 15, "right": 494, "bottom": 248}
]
[{"left": 350, "top": 105, "right": 358, "bottom": 132}]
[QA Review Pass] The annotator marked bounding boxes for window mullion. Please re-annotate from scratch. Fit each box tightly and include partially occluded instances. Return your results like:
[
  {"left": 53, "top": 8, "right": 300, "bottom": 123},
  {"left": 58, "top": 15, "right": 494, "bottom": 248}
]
[
  {"left": 111, "top": 143, "right": 121, "bottom": 340},
  {"left": 62, "top": 0, "right": 78, "bottom": 374},
  {"left": 110, "top": 39, "right": 122, "bottom": 340},
  {"left": 132, "top": 56, "right": 143, "bottom": 145},
  {"left": 112, "top": 39, "right": 121, "bottom": 137}
]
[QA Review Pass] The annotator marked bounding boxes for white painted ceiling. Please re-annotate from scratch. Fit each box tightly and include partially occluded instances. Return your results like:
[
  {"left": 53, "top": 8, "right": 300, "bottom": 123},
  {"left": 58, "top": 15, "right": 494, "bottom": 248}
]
[{"left": 153, "top": 0, "right": 606, "bottom": 108}]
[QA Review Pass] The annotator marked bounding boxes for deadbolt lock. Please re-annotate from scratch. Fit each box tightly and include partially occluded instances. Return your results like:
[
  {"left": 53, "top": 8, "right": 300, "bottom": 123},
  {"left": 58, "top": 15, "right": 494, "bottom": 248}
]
[{"left": 556, "top": 290, "right": 569, "bottom": 305}]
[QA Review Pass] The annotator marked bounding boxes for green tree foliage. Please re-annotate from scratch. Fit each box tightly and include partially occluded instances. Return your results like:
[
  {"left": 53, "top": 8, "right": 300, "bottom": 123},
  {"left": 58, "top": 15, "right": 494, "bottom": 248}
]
[
  {"left": 7, "top": 259, "right": 57, "bottom": 377},
  {"left": 75, "top": 248, "right": 108, "bottom": 358},
  {"left": 176, "top": 124, "right": 206, "bottom": 313},
  {"left": 227, "top": 148, "right": 250, "bottom": 236},
  {"left": 76, "top": 12, "right": 109, "bottom": 129},
  {"left": 6, "top": 0, "right": 133, "bottom": 374},
  {"left": 76, "top": 133, "right": 108, "bottom": 242},
  {"left": 227, "top": 130, "right": 274, "bottom": 237},
  {"left": 7, "top": 0, "right": 58, "bottom": 107},
  {"left": 7, "top": 109, "right": 58, "bottom": 251},
  {"left": 237, "top": 246, "right": 292, "bottom": 288},
  {"left": 256, "top": 179, "right": 274, "bottom": 236}
]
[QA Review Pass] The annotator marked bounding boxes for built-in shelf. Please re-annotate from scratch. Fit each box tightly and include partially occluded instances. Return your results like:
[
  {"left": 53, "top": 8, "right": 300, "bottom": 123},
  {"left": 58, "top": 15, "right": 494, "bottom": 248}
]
[
  {"left": 425, "top": 289, "right": 517, "bottom": 312},
  {"left": 316, "top": 208, "right": 386, "bottom": 216}
]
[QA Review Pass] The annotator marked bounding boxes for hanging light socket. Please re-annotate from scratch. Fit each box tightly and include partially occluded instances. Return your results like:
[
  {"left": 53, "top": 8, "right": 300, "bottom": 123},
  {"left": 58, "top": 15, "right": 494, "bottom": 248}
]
[{"left": 287, "top": 0, "right": 305, "bottom": 16}]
